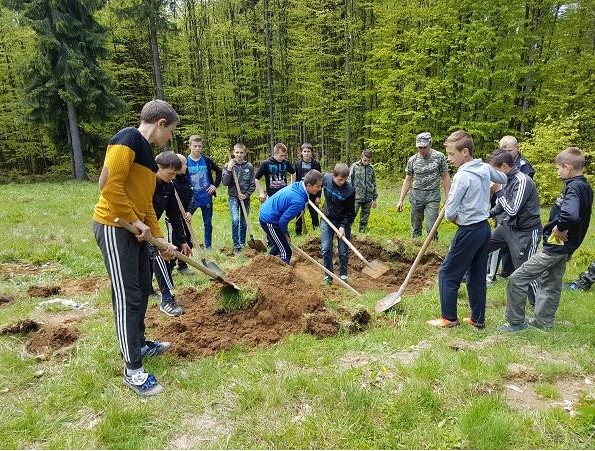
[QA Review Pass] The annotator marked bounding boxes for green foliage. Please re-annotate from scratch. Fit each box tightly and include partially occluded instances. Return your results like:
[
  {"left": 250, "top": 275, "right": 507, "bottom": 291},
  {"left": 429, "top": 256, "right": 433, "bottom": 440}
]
[
  {"left": 521, "top": 115, "right": 584, "bottom": 205},
  {"left": 216, "top": 287, "right": 258, "bottom": 313}
]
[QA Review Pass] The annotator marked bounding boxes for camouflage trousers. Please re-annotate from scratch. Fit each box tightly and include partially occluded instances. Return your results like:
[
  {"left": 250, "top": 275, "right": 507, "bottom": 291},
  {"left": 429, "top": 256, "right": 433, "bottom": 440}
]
[{"left": 409, "top": 188, "right": 441, "bottom": 239}]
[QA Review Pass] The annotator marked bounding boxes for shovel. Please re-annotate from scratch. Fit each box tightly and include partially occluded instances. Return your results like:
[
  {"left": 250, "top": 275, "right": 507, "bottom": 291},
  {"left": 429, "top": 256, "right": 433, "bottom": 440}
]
[
  {"left": 290, "top": 243, "right": 361, "bottom": 296},
  {"left": 231, "top": 168, "right": 267, "bottom": 252},
  {"left": 173, "top": 189, "right": 225, "bottom": 278},
  {"left": 114, "top": 218, "right": 241, "bottom": 292},
  {"left": 308, "top": 200, "right": 390, "bottom": 279},
  {"left": 375, "top": 207, "right": 445, "bottom": 313}
]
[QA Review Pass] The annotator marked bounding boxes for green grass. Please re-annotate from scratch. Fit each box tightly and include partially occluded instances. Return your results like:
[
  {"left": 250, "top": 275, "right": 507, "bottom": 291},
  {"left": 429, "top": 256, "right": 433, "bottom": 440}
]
[{"left": 0, "top": 180, "right": 593, "bottom": 449}]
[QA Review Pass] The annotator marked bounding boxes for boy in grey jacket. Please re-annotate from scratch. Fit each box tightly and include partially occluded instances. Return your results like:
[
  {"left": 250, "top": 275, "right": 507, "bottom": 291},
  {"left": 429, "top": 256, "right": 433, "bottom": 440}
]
[
  {"left": 349, "top": 149, "right": 378, "bottom": 233},
  {"left": 428, "top": 131, "right": 507, "bottom": 329},
  {"left": 221, "top": 143, "right": 256, "bottom": 253}
]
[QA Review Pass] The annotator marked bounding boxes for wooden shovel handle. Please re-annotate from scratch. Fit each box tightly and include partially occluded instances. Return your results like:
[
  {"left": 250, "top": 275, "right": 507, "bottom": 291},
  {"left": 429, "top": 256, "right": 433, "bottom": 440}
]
[
  {"left": 307, "top": 199, "right": 372, "bottom": 267},
  {"left": 395, "top": 207, "right": 445, "bottom": 298},
  {"left": 173, "top": 189, "right": 204, "bottom": 260},
  {"left": 290, "top": 243, "right": 361, "bottom": 296},
  {"left": 231, "top": 167, "right": 256, "bottom": 237},
  {"left": 114, "top": 218, "right": 221, "bottom": 281}
]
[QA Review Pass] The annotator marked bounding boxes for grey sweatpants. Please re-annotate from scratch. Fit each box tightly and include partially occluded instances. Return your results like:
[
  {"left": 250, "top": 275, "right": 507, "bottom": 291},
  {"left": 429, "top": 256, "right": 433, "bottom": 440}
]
[
  {"left": 506, "top": 249, "right": 568, "bottom": 327},
  {"left": 93, "top": 222, "right": 151, "bottom": 370}
]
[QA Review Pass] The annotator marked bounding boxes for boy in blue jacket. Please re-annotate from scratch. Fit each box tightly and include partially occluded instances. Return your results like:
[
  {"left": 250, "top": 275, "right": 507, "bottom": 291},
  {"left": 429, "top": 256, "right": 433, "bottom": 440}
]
[
  {"left": 259, "top": 170, "right": 323, "bottom": 264},
  {"left": 428, "top": 130, "right": 507, "bottom": 329},
  {"left": 499, "top": 147, "right": 593, "bottom": 332}
]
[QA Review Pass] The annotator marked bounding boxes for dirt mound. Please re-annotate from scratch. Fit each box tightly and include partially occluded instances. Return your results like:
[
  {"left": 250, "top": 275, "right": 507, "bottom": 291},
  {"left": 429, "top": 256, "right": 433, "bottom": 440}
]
[
  {"left": 148, "top": 255, "right": 341, "bottom": 357},
  {"left": 147, "top": 237, "right": 441, "bottom": 358},
  {"left": 1, "top": 319, "right": 41, "bottom": 335},
  {"left": 0, "top": 295, "right": 15, "bottom": 305},
  {"left": 26, "top": 324, "right": 80, "bottom": 355},
  {"left": 27, "top": 285, "right": 60, "bottom": 298}
]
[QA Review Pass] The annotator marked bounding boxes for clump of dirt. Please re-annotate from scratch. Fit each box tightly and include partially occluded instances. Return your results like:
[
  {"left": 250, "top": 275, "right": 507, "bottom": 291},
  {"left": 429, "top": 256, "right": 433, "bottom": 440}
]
[
  {"left": 26, "top": 324, "right": 80, "bottom": 355},
  {"left": 0, "top": 295, "right": 15, "bottom": 305},
  {"left": 1, "top": 319, "right": 41, "bottom": 335},
  {"left": 27, "top": 285, "right": 60, "bottom": 298},
  {"left": 147, "top": 236, "right": 441, "bottom": 358}
]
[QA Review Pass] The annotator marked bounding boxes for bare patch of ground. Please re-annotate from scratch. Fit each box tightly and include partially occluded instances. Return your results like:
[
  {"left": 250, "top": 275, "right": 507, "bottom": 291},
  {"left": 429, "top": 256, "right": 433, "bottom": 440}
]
[
  {"left": 504, "top": 376, "right": 595, "bottom": 414},
  {"left": 169, "top": 390, "right": 237, "bottom": 449},
  {"left": 0, "top": 262, "right": 61, "bottom": 278},
  {"left": 59, "top": 277, "right": 109, "bottom": 296}
]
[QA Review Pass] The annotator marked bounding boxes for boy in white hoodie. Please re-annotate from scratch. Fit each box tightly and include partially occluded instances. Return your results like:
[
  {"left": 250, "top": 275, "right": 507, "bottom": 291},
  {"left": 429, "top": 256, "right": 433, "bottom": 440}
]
[{"left": 427, "top": 130, "right": 507, "bottom": 329}]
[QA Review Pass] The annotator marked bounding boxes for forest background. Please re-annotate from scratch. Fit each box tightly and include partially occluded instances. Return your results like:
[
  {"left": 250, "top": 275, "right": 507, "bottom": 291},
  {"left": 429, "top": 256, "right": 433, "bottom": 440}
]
[{"left": 0, "top": 0, "right": 593, "bottom": 203}]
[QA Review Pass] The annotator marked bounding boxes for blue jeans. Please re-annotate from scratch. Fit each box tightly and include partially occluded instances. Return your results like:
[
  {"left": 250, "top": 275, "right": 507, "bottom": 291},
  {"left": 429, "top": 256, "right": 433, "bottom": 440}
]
[
  {"left": 195, "top": 203, "right": 213, "bottom": 249},
  {"left": 438, "top": 220, "right": 490, "bottom": 323},
  {"left": 320, "top": 220, "right": 351, "bottom": 276},
  {"left": 228, "top": 197, "right": 249, "bottom": 249}
]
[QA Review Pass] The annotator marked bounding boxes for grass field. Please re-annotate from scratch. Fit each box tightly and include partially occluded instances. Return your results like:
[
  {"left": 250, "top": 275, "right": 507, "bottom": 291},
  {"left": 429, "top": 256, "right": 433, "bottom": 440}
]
[{"left": 0, "top": 180, "right": 593, "bottom": 449}]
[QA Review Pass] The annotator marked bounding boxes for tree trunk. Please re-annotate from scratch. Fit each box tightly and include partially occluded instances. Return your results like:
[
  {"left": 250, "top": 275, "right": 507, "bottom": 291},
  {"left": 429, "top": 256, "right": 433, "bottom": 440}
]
[
  {"left": 66, "top": 100, "right": 88, "bottom": 180},
  {"left": 149, "top": 18, "right": 165, "bottom": 100},
  {"left": 263, "top": 0, "right": 275, "bottom": 151}
]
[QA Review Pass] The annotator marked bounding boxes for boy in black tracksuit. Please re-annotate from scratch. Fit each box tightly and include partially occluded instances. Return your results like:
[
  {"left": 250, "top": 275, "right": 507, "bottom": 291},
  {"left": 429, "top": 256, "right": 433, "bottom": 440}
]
[
  {"left": 255, "top": 142, "right": 295, "bottom": 202},
  {"left": 500, "top": 147, "right": 593, "bottom": 332},
  {"left": 167, "top": 154, "right": 194, "bottom": 274},
  {"left": 488, "top": 150, "right": 542, "bottom": 304},
  {"left": 320, "top": 163, "right": 356, "bottom": 284},
  {"left": 292, "top": 143, "right": 322, "bottom": 235},
  {"left": 151, "top": 152, "right": 191, "bottom": 318}
]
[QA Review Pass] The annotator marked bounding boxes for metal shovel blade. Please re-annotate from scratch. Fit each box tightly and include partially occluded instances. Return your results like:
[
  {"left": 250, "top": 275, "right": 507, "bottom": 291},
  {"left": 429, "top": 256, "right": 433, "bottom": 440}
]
[
  {"left": 202, "top": 259, "right": 225, "bottom": 279},
  {"left": 375, "top": 291, "right": 402, "bottom": 313},
  {"left": 362, "top": 259, "right": 390, "bottom": 279},
  {"left": 248, "top": 237, "right": 267, "bottom": 253}
]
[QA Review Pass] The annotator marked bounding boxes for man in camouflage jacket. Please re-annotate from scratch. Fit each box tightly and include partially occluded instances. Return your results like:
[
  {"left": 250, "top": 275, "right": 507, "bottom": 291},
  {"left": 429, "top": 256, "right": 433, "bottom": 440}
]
[{"left": 349, "top": 149, "right": 378, "bottom": 233}]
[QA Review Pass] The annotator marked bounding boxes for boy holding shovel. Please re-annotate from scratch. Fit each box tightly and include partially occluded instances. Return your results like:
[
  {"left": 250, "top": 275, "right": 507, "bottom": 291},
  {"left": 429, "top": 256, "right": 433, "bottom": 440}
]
[
  {"left": 320, "top": 163, "right": 356, "bottom": 284},
  {"left": 221, "top": 143, "right": 256, "bottom": 253}
]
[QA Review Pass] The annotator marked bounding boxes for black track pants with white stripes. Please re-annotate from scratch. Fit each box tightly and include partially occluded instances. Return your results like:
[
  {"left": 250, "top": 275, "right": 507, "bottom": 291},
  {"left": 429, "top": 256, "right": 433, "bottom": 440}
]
[
  {"left": 93, "top": 222, "right": 151, "bottom": 370},
  {"left": 259, "top": 219, "right": 292, "bottom": 264},
  {"left": 148, "top": 244, "right": 174, "bottom": 302}
]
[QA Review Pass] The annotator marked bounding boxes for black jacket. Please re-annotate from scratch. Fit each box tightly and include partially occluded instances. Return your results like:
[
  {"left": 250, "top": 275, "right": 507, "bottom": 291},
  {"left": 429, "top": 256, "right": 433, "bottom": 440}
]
[
  {"left": 153, "top": 179, "right": 187, "bottom": 245},
  {"left": 321, "top": 173, "right": 356, "bottom": 229},
  {"left": 293, "top": 158, "right": 322, "bottom": 182},
  {"left": 543, "top": 175, "right": 593, "bottom": 255},
  {"left": 490, "top": 167, "right": 541, "bottom": 231},
  {"left": 173, "top": 173, "right": 193, "bottom": 211}
]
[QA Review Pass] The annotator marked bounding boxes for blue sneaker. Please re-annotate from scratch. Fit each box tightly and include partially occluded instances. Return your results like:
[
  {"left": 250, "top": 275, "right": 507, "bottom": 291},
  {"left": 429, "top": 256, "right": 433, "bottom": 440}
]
[
  {"left": 141, "top": 340, "right": 171, "bottom": 358},
  {"left": 497, "top": 323, "right": 528, "bottom": 333},
  {"left": 123, "top": 371, "right": 164, "bottom": 396}
]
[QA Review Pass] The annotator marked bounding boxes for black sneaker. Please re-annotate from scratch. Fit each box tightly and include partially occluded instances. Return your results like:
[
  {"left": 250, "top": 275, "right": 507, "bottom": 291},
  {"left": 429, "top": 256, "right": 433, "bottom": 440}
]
[
  {"left": 160, "top": 298, "right": 183, "bottom": 317},
  {"left": 323, "top": 275, "right": 333, "bottom": 285},
  {"left": 497, "top": 323, "right": 527, "bottom": 333},
  {"left": 123, "top": 370, "right": 164, "bottom": 396},
  {"left": 141, "top": 340, "right": 172, "bottom": 358},
  {"left": 177, "top": 266, "right": 194, "bottom": 275}
]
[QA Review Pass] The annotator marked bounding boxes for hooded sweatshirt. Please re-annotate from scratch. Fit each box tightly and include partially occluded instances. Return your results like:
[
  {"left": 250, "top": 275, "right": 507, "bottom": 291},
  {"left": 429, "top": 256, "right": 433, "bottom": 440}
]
[
  {"left": 445, "top": 159, "right": 507, "bottom": 226},
  {"left": 259, "top": 182, "right": 308, "bottom": 234}
]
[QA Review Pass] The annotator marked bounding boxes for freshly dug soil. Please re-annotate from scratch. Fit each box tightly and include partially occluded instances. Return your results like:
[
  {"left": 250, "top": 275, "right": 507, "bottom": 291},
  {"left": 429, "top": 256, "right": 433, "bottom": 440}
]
[
  {"left": 26, "top": 325, "right": 80, "bottom": 355},
  {"left": 1, "top": 319, "right": 41, "bottom": 335},
  {"left": 147, "top": 236, "right": 441, "bottom": 358},
  {"left": 27, "top": 285, "right": 61, "bottom": 298}
]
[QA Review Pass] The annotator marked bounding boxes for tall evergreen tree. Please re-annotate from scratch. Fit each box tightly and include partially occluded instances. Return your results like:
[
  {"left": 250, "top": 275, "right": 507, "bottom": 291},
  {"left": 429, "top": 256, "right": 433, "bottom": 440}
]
[{"left": 4, "top": 0, "right": 120, "bottom": 180}]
